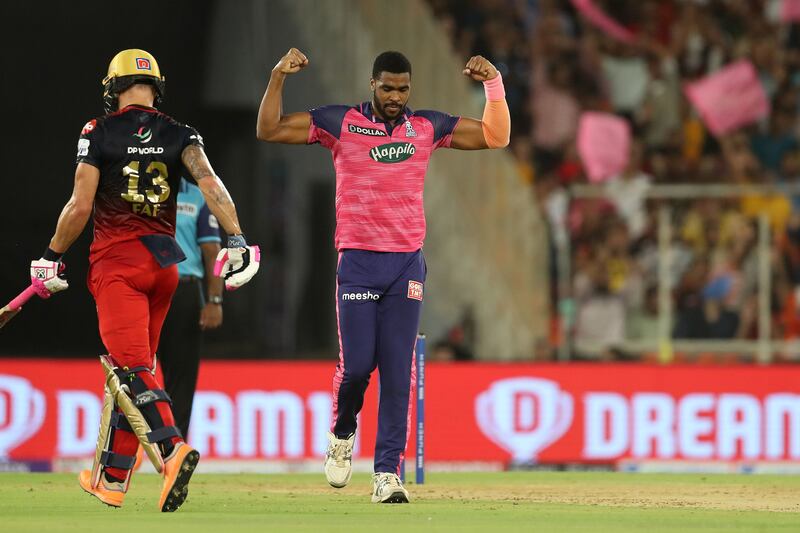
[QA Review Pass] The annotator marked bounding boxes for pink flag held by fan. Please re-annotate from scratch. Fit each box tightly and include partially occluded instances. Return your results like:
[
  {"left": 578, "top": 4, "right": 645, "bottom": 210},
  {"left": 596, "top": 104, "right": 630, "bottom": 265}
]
[
  {"left": 684, "top": 60, "right": 770, "bottom": 136},
  {"left": 577, "top": 112, "right": 631, "bottom": 184},
  {"left": 781, "top": 0, "right": 800, "bottom": 21},
  {"left": 570, "top": 0, "right": 636, "bottom": 44}
]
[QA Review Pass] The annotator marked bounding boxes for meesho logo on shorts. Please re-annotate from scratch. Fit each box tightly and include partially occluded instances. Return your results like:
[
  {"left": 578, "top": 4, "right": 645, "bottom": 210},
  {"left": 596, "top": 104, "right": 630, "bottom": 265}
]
[
  {"left": 369, "top": 142, "right": 415, "bottom": 163},
  {"left": 341, "top": 291, "right": 381, "bottom": 301}
]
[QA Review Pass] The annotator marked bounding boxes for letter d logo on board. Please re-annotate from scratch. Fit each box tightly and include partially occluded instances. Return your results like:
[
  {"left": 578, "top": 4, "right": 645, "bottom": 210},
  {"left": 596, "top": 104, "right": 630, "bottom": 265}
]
[
  {"left": 0, "top": 375, "right": 46, "bottom": 457},
  {"left": 476, "top": 377, "right": 573, "bottom": 461}
]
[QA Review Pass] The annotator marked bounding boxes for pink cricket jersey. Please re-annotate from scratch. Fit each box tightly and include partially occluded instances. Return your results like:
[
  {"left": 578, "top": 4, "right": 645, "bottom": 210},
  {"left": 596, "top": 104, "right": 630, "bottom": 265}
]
[{"left": 308, "top": 102, "right": 460, "bottom": 252}]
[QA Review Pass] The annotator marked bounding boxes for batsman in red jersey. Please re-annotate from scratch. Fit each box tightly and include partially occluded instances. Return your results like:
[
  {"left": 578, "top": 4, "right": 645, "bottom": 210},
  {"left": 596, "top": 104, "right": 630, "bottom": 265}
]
[{"left": 31, "top": 49, "right": 260, "bottom": 511}]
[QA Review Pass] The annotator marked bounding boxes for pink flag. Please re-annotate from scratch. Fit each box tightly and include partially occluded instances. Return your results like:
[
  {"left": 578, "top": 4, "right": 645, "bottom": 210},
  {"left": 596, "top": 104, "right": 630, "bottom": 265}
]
[
  {"left": 577, "top": 112, "right": 631, "bottom": 183},
  {"left": 570, "top": 0, "right": 635, "bottom": 44},
  {"left": 782, "top": 0, "right": 800, "bottom": 21},
  {"left": 684, "top": 60, "right": 769, "bottom": 136}
]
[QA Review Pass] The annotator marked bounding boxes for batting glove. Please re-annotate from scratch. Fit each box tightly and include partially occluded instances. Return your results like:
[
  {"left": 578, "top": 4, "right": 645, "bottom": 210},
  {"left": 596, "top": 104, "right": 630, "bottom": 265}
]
[
  {"left": 30, "top": 258, "right": 68, "bottom": 297},
  {"left": 214, "top": 235, "right": 261, "bottom": 290}
]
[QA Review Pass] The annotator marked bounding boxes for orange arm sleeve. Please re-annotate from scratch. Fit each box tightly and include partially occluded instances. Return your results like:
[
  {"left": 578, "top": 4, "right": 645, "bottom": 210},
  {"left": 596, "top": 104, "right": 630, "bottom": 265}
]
[{"left": 481, "top": 75, "right": 511, "bottom": 148}]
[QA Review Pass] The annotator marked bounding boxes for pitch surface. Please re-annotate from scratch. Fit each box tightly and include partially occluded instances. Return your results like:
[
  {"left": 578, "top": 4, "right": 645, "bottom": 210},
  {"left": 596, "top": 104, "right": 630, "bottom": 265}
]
[{"left": 1, "top": 472, "right": 798, "bottom": 531}]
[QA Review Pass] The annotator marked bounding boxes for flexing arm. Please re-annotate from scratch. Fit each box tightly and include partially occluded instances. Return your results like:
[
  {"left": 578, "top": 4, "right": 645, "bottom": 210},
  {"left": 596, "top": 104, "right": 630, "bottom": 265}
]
[
  {"left": 181, "top": 144, "right": 243, "bottom": 236},
  {"left": 450, "top": 56, "right": 511, "bottom": 150},
  {"left": 256, "top": 47, "right": 312, "bottom": 144},
  {"left": 48, "top": 163, "right": 100, "bottom": 253}
]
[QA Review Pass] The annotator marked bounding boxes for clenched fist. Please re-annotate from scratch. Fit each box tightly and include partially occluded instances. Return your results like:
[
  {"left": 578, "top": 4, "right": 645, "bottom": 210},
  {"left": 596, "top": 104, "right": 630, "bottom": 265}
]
[
  {"left": 462, "top": 55, "right": 498, "bottom": 82},
  {"left": 273, "top": 47, "right": 309, "bottom": 75}
]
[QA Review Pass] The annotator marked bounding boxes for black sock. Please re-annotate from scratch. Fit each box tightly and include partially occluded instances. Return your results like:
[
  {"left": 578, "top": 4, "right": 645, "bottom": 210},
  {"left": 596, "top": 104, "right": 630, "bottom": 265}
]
[
  {"left": 160, "top": 440, "right": 175, "bottom": 458},
  {"left": 104, "top": 472, "right": 126, "bottom": 483}
]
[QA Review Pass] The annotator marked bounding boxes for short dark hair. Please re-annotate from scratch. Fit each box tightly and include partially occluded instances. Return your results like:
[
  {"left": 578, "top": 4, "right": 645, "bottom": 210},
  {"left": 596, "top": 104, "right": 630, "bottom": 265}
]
[{"left": 372, "top": 51, "right": 412, "bottom": 79}]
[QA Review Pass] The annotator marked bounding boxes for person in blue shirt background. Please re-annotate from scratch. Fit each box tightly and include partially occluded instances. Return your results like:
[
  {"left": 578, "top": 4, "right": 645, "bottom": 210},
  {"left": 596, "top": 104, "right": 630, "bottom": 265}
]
[{"left": 159, "top": 177, "right": 224, "bottom": 439}]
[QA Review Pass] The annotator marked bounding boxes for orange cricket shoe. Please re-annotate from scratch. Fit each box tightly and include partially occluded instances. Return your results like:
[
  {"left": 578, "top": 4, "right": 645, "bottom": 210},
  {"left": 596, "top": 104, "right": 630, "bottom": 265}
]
[
  {"left": 78, "top": 470, "right": 126, "bottom": 508},
  {"left": 158, "top": 442, "right": 200, "bottom": 512}
]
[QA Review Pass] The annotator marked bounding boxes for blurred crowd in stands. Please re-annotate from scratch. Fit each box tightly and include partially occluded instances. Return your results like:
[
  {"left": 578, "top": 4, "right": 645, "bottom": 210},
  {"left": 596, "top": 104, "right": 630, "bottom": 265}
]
[{"left": 428, "top": 0, "right": 800, "bottom": 360}]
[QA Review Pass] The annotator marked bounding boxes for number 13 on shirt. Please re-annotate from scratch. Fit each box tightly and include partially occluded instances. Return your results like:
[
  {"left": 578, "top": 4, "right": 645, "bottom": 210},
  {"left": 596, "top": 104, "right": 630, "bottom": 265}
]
[{"left": 121, "top": 160, "right": 171, "bottom": 217}]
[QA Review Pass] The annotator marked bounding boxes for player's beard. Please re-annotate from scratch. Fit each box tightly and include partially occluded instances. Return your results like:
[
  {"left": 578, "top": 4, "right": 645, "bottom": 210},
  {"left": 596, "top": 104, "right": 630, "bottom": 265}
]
[{"left": 374, "top": 95, "right": 404, "bottom": 122}]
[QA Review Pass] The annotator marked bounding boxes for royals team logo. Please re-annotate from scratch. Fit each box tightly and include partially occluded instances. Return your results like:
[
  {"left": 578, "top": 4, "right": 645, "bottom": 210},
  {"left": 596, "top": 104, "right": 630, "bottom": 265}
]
[
  {"left": 0, "top": 375, "right": 46, "bottom": 457},
  {"left": 404, "top": 120, "right": 417, "bottom": 138},
  {"left": 132, "top": 127, "right": 153, "bottom": 144},
  {"left": 369, "top": 142, "right": 415, "bottom": 163},
  {"left": 135, "top": 57, "right": 152, "bottom": 70},
  {"left": 476, "top": 377, "right": 573, "bottom": 461},
  {"left": 407, "top": 281, "right": 423, "bottom": 301}
]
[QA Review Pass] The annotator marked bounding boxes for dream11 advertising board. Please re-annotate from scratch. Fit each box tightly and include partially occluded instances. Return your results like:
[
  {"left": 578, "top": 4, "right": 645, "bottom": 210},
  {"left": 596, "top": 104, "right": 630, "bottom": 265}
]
[{"left": 1, "top": 360, "right": 800, "bottom": 470}]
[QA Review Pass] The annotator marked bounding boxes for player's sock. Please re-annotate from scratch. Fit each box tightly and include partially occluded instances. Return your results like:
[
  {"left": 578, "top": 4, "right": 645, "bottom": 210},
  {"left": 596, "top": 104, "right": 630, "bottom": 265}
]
[
  {"left": 160, "top": 440, "right": 176, "bottom": 458},
  {"left": 103, "top": 410, "right": 139, "bottom": 481},
  {"left": 104, "top": 472, "right": 126, "bottom": 484}
]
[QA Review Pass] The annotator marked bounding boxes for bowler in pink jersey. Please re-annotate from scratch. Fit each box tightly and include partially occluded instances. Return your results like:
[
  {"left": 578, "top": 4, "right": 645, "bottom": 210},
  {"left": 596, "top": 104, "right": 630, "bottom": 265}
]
[{"left": 256, "top": 48, "right": 510, "bottom": 503}]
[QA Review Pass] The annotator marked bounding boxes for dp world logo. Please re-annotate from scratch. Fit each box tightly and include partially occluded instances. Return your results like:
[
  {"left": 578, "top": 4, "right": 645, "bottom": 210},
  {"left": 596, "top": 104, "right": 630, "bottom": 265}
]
[
  {"left": 476, "top": 377, "right": 573, "bottom": 461},
  {"left": 0, "top": 375, "right": 46, "bottom": 457},
  {"left": 133, "top": 127, "right": 153, "bottom": 144},
  {"left": 369, "top": 142, "right": 415, "bottom": 163}
]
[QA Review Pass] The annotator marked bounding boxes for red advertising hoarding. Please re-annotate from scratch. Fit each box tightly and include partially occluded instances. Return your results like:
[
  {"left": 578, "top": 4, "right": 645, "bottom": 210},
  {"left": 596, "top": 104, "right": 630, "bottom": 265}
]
[{"left": 1, "top": 361, "right": 799, "bottom": 467}]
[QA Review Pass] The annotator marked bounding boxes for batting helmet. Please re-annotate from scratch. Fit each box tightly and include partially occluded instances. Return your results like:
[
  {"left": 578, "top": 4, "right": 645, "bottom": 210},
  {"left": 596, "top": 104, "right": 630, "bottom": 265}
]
[{"left": 102, "top": 49, "right": 165, "bottom": 114}]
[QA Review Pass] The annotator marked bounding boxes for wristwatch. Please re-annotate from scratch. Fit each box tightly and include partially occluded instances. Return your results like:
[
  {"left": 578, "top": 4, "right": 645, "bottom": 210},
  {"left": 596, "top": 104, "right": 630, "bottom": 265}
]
[{"left": 208, "top": 295, "right": 223, "bottom": 305}]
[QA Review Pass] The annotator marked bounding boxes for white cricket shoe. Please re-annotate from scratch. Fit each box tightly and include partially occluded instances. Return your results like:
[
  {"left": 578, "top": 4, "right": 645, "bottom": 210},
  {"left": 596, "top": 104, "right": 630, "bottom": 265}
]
[
  {"left": 324, "top": 432, "right": 355, "bottom": 488},
  {"left": 371, "top": 472, "right": 410, "bottom": 503}
]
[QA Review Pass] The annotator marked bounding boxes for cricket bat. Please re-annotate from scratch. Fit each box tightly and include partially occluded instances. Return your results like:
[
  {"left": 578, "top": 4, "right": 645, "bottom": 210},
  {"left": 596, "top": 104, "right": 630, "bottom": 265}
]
[{"left": 0, "top": 285, "right": 39, "bottom": 329}]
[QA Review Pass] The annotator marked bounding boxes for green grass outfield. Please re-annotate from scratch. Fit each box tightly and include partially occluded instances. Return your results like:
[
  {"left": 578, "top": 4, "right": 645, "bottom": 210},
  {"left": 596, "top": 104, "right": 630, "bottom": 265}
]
[{"left": 1, "top": 472, "right": 798, "bottom": 532}]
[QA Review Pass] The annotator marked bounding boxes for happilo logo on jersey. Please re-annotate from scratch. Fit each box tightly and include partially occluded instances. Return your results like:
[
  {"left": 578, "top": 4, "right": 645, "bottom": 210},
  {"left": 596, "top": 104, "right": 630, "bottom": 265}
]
[
  {"left": 476, "top": 377, "right": 573, "bottom": 461},
  {"left": 0, "top": 375, "right": 46, "bottom": 457},
  {"left": 369, "top": 142, "right": 416, "bottom": 163}
]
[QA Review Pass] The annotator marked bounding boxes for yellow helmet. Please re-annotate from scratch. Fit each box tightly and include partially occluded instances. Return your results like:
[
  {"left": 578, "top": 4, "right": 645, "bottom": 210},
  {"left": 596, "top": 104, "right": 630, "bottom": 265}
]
[{"left": 101, "top": 49, "right": 166, "bottom": 113}]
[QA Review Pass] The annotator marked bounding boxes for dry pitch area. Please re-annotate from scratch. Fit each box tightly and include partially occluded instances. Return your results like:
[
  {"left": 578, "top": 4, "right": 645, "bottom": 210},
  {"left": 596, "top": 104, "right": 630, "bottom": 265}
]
[{"left": 0, "top": 472, "right": 798, "bottom": 532}]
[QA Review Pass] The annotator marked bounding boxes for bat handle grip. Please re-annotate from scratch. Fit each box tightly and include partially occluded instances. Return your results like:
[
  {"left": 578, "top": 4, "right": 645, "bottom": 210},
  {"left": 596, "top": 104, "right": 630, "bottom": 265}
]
[{"left": 8, "top": 285, "right": 39, "bottom": 311}]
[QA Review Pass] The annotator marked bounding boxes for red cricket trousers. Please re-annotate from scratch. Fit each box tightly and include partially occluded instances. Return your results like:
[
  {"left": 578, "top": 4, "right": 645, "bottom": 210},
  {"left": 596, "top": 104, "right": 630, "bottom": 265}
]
[
  {"left": 88, "top": 239, "right": 181, "bottom": 478},
  {"left": 88, "top": 239, "right": 178, "bottom": 369}
]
